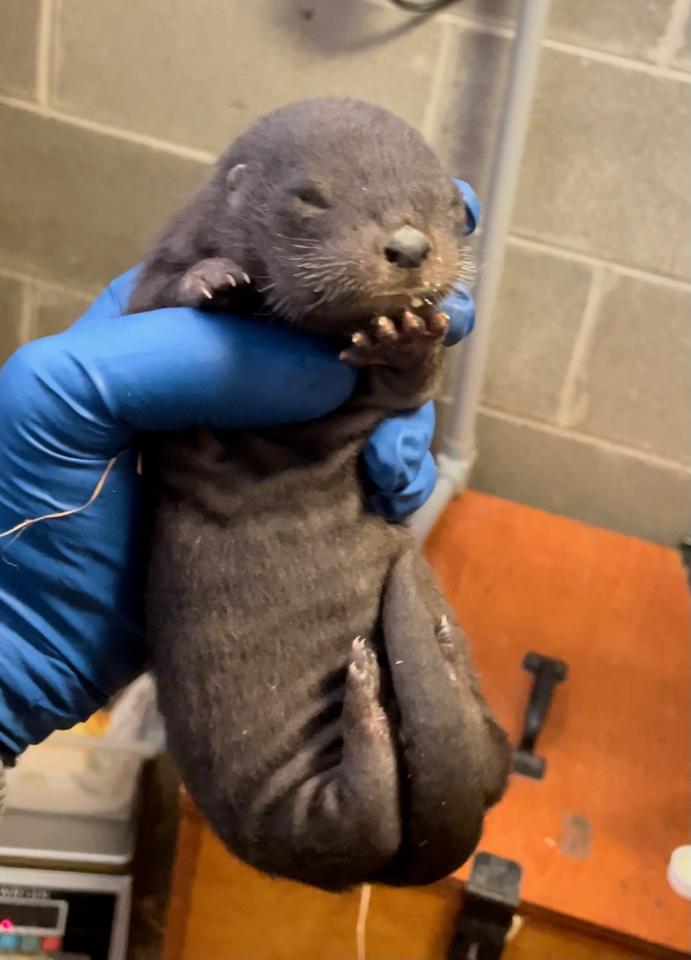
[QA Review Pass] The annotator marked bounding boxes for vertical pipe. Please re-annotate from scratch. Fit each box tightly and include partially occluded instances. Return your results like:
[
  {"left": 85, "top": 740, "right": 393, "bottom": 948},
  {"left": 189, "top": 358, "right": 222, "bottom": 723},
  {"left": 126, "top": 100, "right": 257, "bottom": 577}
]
[{"left": 411, "top": 0, "right": 552, "bottom": 539}]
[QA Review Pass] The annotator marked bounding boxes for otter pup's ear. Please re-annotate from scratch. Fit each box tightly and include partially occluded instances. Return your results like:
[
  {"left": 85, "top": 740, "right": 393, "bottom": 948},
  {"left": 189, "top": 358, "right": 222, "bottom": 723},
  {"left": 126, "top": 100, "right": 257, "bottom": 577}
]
[{"left": 226, "top": 163, "right": 256, "bottom": 212}]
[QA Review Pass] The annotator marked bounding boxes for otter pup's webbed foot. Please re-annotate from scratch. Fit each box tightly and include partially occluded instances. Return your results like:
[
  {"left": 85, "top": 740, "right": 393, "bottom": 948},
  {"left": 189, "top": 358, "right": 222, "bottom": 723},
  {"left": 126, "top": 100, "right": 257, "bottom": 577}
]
[
  {"left": 178, "top": 257, "right": 251, "bottom": 307},
  {"left": 340, "top": 310, "right": 449, "bottom": 367}
]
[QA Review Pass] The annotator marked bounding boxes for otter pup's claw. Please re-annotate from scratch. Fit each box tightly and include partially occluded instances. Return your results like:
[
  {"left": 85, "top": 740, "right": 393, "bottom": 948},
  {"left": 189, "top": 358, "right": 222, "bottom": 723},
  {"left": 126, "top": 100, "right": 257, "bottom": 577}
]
[
  {"left": 430, "top": 312, "right": 450, "bottom": 337},
  {"left": 373, "top": 316, "right": 397, "bottom": 341},
  {"left": 178, "top": 257, "right": 251, "bottom": 307},
  {"left": 341, "top": 309, "right": 447, "bottom": 367},
  {"left": 340, "top": 331, "right": 389, "bottom": 366},
  {"left": 349, "top": 637, "right": 377, "bottom": 688},
  {"left": 401, "top": 311, "right": 425, "bottom": 334},
  {"left": 401, "top": 310, "right": 447, "bottom": 341}
]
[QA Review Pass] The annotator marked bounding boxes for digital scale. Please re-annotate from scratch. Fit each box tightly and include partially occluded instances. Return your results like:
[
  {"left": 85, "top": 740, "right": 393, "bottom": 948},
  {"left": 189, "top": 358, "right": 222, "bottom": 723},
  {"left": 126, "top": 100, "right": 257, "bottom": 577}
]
[{"left": 0, "top": 809, "right": 134, "bottom": 959}]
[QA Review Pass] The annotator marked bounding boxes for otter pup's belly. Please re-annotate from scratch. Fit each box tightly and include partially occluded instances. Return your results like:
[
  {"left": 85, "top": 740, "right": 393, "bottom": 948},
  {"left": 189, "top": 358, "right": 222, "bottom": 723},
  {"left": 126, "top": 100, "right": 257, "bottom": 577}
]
[{"left": 147, "top": 456, "right": 398, "bottom": 808}]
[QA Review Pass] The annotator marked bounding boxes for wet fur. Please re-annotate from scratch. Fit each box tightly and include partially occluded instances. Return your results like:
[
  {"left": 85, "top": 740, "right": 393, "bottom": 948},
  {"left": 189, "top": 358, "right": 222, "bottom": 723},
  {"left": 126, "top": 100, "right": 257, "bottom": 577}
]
[{"left": 130, "top": 98, "right": 510, "bottom": 891}]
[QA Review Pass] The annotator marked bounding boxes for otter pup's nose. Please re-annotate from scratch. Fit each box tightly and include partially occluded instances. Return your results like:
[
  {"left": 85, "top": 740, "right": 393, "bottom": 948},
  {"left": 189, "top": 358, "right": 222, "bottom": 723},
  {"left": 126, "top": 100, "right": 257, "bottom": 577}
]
[{"left": 385, "top": 226, "right": 431, "bottom": 269}]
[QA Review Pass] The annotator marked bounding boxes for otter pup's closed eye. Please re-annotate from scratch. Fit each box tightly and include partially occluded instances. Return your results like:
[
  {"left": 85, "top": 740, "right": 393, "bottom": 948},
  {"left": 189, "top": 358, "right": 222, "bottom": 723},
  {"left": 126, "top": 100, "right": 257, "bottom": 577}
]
[{"left": 129, "top": 97, "right": 510, "bottom": 892}]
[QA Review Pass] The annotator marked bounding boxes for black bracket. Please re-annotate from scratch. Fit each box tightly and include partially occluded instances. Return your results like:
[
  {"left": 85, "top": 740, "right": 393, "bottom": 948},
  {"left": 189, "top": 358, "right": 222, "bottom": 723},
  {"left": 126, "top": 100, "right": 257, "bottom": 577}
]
[
  {"left": 448, "top": 852, "right": 522, "bottom": 960},
  {"left": 513, "top": 652, "right": 568, "bottom": 780}
]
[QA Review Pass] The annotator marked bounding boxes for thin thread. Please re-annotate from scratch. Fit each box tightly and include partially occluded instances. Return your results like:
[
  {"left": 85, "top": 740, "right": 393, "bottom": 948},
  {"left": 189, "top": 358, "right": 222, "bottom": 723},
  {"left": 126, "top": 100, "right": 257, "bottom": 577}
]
[
  {"left": 356, "top": 883, "right": 372, "bottom": 960},
  {"left": 0, "top": 457, "right": 118, "bottom": 541}
]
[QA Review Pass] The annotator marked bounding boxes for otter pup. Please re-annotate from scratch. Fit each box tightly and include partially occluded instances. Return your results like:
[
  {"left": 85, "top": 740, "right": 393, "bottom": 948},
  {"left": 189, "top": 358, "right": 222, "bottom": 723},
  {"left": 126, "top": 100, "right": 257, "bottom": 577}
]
[{"left": 130, "top": 98, "right": 510, "bottom": 892}]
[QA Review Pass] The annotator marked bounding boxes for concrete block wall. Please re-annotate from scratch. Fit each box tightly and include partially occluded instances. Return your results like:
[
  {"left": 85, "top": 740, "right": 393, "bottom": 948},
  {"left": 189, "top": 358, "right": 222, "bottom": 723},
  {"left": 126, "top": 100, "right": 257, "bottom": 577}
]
[{"left": 1, "top": 0, "right": 689, "bottom": 543}]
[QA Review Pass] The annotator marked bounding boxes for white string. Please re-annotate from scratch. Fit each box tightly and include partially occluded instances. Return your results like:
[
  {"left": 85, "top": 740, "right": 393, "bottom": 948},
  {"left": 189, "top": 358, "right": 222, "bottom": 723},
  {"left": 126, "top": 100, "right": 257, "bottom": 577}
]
[
  {"left": 355, "top": 883, "right": 372, "bottom": 960},
  {"left": 0, "top": 456, "right": 118, "bottom": 541}
]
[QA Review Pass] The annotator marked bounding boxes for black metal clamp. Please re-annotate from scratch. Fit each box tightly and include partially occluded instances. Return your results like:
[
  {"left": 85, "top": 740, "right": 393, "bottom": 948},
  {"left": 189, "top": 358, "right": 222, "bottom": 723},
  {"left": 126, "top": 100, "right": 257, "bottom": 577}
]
[
  {"left": 513, "top": 652, "right": 568, "bottom": 780},
  {"left": 448, "top": 852, "right": 522, "bottom": 960}
]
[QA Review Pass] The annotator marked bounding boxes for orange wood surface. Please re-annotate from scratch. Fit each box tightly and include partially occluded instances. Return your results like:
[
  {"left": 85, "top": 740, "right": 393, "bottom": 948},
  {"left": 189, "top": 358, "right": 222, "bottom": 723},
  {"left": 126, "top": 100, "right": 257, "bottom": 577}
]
[
  {"left": 166, "top": 815, "right": 458, "bottom": 960},
  {"left": 425, "top": 492, "right": 691, "bottom": 955},
  {"left": 165, "top": 792, "right": 661, "bottom": 960}
]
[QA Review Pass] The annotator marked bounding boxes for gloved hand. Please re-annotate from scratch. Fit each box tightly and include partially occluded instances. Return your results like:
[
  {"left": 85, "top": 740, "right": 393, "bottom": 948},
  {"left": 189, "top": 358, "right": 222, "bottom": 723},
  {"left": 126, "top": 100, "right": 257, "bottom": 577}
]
[{"left": 0, "top": 182, "right": 479, "bottom": 759}]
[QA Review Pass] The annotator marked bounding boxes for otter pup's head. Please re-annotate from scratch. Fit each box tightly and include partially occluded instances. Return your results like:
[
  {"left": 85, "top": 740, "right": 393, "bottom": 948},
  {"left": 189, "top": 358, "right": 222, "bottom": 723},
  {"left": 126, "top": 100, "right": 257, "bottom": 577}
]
[{"left": 213, "top": 98, "right": 473, "bottom": 334}]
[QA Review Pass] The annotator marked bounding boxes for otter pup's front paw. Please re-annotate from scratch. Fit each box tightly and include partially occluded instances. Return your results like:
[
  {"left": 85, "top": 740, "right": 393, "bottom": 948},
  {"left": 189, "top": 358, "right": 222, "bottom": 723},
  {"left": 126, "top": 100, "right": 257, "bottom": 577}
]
[
  {"left": 340, "top": 310, "right": 449, "bottom": 367},
  {"left": 178, "top": 257, "right": 251, "bottom": 307}
]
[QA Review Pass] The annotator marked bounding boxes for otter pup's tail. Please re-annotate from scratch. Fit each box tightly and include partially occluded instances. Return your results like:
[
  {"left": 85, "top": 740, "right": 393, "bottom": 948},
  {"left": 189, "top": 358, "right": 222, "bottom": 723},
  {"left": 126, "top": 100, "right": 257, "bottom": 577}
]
[{"left": 373, "top": 550, "right": 511, "bottom": 887}]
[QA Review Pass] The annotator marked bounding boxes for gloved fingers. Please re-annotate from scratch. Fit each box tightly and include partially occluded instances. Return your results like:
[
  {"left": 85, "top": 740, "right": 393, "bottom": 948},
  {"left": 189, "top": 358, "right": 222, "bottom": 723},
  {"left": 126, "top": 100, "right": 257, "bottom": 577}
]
[
  {"left": 2, "top": 305, "right": 357, "bottom": 458},
  {"left": 76, "top": 308, "right": 357, "bottom": 438},
  {"left": 442, "top": 283, "right": 475, "bottom": 346},
  {"left": 454, "top": 179, "right": 480, "bottom": 236},
  {"left": 363, "top": 401, "right": 435, "bottom": 494},
  {"left": 64, "top": 268, "right": 357, "bottom": 441},
  {"left": 367, "top": 451, "right": 437, "bottom": 522}
]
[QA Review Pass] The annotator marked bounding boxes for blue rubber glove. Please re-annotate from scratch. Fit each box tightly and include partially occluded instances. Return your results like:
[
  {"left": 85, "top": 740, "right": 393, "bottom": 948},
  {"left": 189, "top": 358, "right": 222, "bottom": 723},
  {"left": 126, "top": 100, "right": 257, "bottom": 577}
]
[{"left": 0, "top": 182, "right": 479, "bottom": 757}]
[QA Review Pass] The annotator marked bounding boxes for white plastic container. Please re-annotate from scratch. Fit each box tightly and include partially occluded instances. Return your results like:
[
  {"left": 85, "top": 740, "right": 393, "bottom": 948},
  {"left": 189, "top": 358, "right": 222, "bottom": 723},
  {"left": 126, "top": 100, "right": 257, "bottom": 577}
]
[
  {"left": 5, "top": 731, "right": 158, "bottom": 820},
  {"left": 5, "top": 673, "right": 165, "bottom": 821}
]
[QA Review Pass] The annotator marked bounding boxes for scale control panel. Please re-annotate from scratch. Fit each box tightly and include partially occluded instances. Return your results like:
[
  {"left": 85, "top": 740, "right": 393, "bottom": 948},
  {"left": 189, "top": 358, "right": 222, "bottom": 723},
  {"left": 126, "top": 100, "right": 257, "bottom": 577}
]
[{"left": 0, "top": 868, "right": 130, "bottom": 960}]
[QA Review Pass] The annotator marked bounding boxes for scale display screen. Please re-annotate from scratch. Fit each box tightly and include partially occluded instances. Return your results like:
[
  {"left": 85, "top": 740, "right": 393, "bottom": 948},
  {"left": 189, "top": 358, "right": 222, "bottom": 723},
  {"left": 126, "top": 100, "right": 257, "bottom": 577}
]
[{"left": 0, "top": 897, "right": 67, "bottom": 935}]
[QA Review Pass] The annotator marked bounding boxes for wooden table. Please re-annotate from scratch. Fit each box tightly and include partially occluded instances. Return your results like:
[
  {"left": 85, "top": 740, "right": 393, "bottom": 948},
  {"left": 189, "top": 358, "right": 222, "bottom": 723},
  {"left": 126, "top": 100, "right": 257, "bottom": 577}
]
[{"left": 163, "top": 493, "right": 690, "bottom": 959}]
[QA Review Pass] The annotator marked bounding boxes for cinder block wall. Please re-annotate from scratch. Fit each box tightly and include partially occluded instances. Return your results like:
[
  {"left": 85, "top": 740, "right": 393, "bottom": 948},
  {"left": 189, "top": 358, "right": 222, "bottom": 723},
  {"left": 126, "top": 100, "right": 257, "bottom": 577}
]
[{"left": 1, "top": 0, "right": 689, "bottom": 543}]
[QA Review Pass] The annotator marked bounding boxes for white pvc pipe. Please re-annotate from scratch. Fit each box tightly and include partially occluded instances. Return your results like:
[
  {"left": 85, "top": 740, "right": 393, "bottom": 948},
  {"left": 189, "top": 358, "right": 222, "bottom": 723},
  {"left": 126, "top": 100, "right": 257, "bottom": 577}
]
[{"left": 411, "top": 0, "right": 552, "bottom": 539}]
